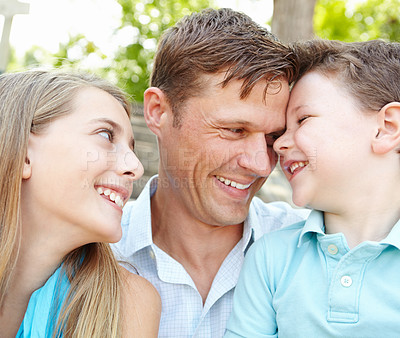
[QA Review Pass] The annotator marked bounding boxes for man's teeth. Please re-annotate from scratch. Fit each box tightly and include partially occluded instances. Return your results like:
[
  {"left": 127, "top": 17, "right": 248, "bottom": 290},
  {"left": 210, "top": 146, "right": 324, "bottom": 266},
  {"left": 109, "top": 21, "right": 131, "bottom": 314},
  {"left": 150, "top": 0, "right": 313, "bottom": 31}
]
[
  {"left": 96, "top": 187, "right": 124, "bottom": 208},
  {"left": 216, "top": 176, "right": 251, "bottom": 190},
  {"left": 289, "top": 161, "right": 309, "bottom": 174}
]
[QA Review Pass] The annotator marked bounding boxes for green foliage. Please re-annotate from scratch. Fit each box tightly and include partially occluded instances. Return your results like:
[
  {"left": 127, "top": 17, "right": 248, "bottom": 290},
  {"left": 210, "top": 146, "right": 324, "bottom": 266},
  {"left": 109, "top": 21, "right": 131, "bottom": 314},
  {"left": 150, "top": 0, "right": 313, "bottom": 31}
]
[
  {"left": 14, "top": 0, "right": 213, "bottom": 102},
  {"left": 111, "top": 0, "right": 214, "bottom": 101},
  {"left": 314, "top": 0, "right": 400, "bottom": 42}
]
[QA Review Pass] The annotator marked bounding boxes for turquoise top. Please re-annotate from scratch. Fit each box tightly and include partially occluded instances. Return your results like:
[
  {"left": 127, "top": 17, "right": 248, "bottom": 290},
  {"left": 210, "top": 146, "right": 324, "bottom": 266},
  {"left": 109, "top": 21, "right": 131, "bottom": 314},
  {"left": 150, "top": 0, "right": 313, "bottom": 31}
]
[
  {"left": 17, "top": 266, "right": 70, "bottom": 337},
  {"left": 226, "top": 210, "right": 400, "bottom": 337}
]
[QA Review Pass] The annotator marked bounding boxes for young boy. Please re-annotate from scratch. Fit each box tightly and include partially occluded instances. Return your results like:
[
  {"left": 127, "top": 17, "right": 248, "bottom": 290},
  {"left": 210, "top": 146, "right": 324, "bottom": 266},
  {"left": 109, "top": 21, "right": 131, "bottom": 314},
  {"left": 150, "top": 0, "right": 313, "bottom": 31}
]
[{"left": 225, "top": 39, "right": 400, "bottom": 337}]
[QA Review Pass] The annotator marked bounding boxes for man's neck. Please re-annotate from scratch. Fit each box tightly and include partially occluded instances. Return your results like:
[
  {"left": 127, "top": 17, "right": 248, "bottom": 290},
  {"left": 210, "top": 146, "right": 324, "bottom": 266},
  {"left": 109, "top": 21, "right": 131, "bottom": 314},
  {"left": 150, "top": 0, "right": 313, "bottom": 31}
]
[{"left": 150, "top": 187, "right": 244, "bottom": 303}]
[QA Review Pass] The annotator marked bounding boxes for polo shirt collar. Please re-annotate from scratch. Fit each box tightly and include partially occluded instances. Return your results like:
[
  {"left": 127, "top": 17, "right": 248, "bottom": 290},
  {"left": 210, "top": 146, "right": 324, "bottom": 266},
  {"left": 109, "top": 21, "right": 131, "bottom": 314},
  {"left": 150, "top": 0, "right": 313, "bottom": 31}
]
[
  {"left": 298, "top": 209, "right": 325, "bottom": 246},
  {"left": 298, "top": 210, "right": 400, "bottom": 250},
  {"left": 380, "top": 218, "right": 400, "bottom": 250}
]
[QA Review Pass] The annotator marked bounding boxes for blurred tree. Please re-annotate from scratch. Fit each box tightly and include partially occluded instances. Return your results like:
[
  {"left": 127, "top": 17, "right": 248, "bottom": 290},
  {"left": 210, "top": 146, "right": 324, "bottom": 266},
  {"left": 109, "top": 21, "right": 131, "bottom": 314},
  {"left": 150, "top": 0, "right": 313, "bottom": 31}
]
[
  {"left": 110, "top": 0, "right": 214, "bottom": 101},
  {"left": 272, "top": 0, "right": 317, "bottom": 42},
  {"left": 314, "top": 0, "right": 400, "bottom": 41},
  {"left": 15, "top": 0, "right": 213, "bottom": 102}
]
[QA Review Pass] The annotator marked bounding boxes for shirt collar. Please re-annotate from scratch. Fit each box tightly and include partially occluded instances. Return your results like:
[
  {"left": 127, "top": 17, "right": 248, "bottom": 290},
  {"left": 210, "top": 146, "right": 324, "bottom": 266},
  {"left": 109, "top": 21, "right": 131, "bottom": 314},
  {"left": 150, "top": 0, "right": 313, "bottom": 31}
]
[
  {"left": 380, "top": 217, "right": 400, "bottom": 250},
  {"left": 298, "top": 210, "right": 400, "bottom": 250},
  {"left": 120, "top": 175, "right": 263, "bottom": 257},
  {"left": 118, "top": 175, "right": 158, "bottom": 257},
  {"left": 241, "top": 199, "right": 265, "bottom": 254},
  {"left": 298, "top": 209, "right": 325, "bottom": 246}
]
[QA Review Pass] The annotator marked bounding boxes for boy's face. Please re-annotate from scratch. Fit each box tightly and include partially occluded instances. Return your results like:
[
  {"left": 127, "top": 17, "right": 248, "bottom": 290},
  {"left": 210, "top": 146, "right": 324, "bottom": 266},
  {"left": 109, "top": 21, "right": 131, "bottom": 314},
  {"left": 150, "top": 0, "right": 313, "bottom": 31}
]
[{"left": 273, "top": 71, "right": 377, "bottom": 211}]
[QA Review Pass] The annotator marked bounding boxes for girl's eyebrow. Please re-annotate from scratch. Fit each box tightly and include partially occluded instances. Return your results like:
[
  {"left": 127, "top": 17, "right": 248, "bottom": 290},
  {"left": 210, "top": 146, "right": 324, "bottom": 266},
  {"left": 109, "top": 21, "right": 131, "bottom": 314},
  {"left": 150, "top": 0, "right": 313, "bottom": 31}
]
[{"left": 89, "top": 118, "right": 135, "bottom": 150}]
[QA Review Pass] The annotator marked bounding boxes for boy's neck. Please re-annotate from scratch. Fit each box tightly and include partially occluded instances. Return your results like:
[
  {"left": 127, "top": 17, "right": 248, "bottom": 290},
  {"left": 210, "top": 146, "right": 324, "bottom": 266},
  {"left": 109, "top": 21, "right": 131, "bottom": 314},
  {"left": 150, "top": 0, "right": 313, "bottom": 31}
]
[{"left": 324, "top": 192, "right": 400, "bottom": 249}]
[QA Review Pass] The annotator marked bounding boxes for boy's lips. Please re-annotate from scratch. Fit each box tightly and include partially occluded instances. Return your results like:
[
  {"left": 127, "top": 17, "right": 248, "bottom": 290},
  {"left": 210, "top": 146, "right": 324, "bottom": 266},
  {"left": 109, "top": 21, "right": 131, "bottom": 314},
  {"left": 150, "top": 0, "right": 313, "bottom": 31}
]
[{"left": 283, "top": 160, "right": 309, "bottom": 175}]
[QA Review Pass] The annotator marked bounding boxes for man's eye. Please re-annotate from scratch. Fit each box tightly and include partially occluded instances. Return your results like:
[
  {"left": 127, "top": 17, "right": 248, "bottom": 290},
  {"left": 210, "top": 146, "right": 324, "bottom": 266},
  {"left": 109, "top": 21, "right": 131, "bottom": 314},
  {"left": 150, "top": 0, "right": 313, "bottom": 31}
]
[
  {"left": 228, "top": 128, "right": 244, "bottom": 134},
  {"left": 98, "top": 129, "right": 114, "bottom": 141}
]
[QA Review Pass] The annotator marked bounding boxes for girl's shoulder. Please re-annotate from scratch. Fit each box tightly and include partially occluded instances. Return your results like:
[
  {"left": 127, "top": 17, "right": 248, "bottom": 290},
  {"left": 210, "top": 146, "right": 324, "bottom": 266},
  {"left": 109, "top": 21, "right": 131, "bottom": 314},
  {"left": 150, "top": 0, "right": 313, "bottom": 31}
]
[{"left": 119, "top": 266, "right": 161, "bottom": 337}]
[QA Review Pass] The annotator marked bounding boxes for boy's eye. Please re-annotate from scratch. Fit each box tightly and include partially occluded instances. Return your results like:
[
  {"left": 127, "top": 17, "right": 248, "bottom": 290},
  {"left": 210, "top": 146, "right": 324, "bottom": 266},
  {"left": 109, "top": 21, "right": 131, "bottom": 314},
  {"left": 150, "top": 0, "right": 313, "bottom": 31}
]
[{"left": 298, "top": 116, "right": 309, "bottom": 124}]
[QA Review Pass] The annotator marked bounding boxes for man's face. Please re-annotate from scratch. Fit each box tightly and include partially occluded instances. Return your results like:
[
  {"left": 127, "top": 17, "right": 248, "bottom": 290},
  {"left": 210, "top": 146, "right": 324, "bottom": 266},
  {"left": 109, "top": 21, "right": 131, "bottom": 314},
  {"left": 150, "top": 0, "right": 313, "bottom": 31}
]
[{"left": 158, "top": 73, "right": 289, "bottom": 226}]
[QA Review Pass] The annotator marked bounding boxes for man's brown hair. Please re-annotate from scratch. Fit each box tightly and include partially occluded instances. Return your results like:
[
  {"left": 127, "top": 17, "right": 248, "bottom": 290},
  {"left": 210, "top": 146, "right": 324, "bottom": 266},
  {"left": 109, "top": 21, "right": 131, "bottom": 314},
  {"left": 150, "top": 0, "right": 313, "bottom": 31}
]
[{"left": 150, "top": 8, "right": 298, "bottom": 126}]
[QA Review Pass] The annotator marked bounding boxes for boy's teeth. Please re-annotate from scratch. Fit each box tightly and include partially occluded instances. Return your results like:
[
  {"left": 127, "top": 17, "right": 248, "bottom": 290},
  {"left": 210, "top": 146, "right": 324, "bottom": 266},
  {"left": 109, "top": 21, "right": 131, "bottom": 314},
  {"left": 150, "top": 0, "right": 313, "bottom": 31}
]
[
  {"left": 289, "top": 161, "right": 309, "bottom": 174},
  {"left": 216, "top": 176, "right": 251, "bottom": 190},
  {"left": 96, "top": 187, "right": 124, "bottom": 207}
]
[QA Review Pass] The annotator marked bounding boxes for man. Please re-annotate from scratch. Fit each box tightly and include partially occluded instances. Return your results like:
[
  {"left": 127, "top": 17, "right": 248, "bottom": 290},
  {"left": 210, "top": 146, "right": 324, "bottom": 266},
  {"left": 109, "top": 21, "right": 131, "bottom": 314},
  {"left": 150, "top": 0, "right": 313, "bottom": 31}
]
[{"left": 113, "top": 8, "right": 309, "bottom": 337}]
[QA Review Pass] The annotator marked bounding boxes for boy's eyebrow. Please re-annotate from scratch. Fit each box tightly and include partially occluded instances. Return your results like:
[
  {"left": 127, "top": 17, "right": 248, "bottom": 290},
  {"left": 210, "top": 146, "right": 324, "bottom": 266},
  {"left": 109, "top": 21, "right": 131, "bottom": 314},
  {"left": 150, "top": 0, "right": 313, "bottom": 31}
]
[
  {"left": 89, "top": 117, "right": 135, "bottom": 150},
  {"left": 291, "top": 105, "right": 308, "bottom": 114}
]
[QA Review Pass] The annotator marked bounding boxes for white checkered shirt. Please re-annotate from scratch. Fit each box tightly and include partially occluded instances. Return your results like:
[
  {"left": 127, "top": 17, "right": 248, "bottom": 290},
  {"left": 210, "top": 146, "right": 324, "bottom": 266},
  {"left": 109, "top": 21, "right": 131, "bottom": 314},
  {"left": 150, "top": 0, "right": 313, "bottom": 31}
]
[{"left": 112, "top": 176, "right": 309, "bottom": 337}]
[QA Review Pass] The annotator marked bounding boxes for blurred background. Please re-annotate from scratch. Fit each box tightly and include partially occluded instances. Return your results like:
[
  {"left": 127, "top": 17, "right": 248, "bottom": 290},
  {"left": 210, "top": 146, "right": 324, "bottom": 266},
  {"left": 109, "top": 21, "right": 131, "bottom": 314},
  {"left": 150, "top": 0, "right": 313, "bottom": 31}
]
[{"left": 2, "top": 0, "right": 399, "bottom": 202}]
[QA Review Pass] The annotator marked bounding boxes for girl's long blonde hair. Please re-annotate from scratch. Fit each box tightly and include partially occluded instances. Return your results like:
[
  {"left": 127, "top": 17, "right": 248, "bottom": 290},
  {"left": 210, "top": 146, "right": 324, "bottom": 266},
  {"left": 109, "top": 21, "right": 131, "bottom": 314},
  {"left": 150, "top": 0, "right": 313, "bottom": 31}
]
[{"left": 0, "top": 70, "right": 132, "bottom": 337}]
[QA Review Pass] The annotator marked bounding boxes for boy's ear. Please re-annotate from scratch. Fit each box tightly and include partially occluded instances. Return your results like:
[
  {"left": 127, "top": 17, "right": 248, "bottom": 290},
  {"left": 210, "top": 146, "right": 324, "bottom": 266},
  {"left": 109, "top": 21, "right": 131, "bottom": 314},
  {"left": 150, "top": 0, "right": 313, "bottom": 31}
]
[
  {"left": 372, "top": 102, "right": 400, "bottom": 154},
  {"left": 143, "top": 87, "right": 171, "bottom": 139}
]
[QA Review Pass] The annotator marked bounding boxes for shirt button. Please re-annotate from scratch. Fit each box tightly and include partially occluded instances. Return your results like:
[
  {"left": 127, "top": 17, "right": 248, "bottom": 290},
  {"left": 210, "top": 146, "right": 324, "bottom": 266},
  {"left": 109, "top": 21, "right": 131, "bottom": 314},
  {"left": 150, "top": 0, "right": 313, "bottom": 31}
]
[
  {"left": 149, "top": 249, "right": 155, "bottom": 260},
  {"left": 327, "top": 244, "right": 338, "bottom": 255},
  {"left": 341, "top": 275, "right": 352, "bottom": 287}
]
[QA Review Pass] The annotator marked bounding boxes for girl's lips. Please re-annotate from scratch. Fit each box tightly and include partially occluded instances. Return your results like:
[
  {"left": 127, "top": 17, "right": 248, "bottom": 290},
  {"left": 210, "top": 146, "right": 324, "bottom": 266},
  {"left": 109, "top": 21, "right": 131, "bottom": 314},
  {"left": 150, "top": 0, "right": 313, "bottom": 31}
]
[{"left": 95, "top": 184, "right": 131, "bottom": 208}]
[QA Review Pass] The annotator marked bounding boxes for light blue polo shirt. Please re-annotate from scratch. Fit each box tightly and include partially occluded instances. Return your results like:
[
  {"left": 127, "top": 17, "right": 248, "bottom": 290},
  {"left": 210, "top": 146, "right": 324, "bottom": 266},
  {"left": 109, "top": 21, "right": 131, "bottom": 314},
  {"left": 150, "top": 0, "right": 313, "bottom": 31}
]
[{"left": 225, "top": 210, "right": 400, "bottom": 337}]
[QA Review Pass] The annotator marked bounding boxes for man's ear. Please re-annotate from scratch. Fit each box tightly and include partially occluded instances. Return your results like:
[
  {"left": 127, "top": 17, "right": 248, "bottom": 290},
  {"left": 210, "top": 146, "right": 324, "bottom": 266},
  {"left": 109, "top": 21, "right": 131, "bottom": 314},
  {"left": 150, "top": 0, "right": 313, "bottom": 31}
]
[
  {"left": 372, "top": 102, "right": 400, "bottom": 154},
  {"left": 143, "top": 87, "right": 171, "bottom": 138}
]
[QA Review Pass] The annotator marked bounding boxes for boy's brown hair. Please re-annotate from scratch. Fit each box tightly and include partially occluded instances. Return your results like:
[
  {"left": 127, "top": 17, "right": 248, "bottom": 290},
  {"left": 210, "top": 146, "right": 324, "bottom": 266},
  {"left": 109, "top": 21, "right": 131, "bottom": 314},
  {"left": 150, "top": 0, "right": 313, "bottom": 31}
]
[{"left": 293, "top": 39, "right": 400, "bottom": 112}]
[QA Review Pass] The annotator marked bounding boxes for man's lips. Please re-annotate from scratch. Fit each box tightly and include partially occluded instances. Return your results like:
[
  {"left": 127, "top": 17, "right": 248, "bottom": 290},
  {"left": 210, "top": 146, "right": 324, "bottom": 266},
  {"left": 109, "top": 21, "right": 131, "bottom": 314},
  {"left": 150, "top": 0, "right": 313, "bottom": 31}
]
[{"left": 215, "top": 175, "right": 252, "bottom": 190}]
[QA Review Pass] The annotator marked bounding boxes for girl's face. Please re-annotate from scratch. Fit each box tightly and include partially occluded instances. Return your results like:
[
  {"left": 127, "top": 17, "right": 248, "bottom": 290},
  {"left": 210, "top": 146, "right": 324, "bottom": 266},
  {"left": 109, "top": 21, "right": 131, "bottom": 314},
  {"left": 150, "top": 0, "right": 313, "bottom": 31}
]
[
  {"left": 273, "top": 71, "right": 377, "bottom": 211},
  {"left": 22, "top": 87, "right": 143, "bottom": 247}
]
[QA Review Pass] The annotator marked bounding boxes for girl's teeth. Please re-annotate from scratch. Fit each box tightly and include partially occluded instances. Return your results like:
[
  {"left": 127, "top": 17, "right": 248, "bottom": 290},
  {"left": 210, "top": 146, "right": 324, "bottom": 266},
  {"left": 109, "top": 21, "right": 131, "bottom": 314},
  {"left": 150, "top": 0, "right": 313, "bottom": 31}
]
[{"left": 96, "top": 187, "right": 124, "bottom": 208}]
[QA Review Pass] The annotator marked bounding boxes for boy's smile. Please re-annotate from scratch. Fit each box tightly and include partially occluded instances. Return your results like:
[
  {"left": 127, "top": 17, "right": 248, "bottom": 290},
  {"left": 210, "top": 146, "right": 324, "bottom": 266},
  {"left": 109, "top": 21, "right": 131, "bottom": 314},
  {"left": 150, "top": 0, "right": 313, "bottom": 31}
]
[{"left": 274, "top": 71, "right": 378, "bottom": 211}]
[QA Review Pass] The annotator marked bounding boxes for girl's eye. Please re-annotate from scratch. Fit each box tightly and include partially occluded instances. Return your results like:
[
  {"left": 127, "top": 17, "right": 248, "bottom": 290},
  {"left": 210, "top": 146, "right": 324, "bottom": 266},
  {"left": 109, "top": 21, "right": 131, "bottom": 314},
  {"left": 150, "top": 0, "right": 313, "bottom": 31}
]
[{"left": 98, "top": 129, "right": 114, "bottom": 141}]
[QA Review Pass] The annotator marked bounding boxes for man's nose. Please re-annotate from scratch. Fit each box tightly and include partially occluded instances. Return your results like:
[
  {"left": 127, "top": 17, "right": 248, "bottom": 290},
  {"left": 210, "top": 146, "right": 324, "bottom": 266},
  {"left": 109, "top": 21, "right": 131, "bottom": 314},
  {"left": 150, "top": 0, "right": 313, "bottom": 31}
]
[{"left": 237, "top": 134, "right": 274, "bottom": 177}]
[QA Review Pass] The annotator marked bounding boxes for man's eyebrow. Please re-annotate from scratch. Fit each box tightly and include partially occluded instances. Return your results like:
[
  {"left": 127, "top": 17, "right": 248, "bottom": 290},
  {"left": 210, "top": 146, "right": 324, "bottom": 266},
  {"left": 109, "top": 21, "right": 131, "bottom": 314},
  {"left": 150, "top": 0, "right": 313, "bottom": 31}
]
[
  {"left": 89, "top": 117, "right": 135, "bottom": 150},
  {"left": 213, "top": 119, "right": 259, "bottom": 128}
]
